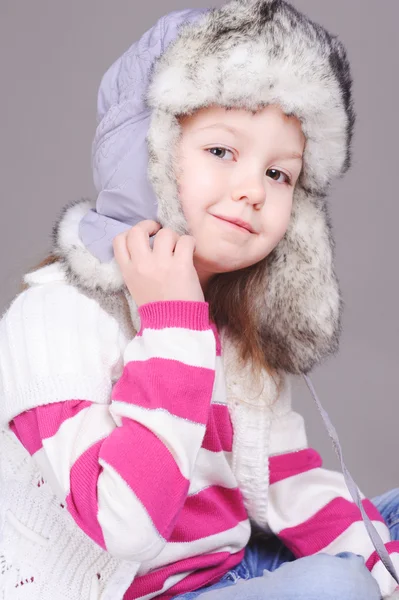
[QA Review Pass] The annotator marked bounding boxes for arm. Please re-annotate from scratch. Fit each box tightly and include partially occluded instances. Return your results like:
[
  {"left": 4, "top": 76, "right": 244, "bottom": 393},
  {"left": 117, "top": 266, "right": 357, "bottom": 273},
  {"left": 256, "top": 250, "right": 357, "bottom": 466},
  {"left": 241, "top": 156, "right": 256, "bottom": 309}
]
[
  {"left": 2, "top": 283, "right": 216, "bottom": 562},
  {"left": 267, "top": 409, "right": 399, "bottom": 598}
]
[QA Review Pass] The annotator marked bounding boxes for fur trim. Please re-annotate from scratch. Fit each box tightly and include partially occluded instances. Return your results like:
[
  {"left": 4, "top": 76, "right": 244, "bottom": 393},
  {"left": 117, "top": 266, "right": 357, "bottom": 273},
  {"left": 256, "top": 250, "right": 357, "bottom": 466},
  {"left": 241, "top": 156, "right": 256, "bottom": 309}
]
[
  {"left": 52, "top": 198, "right": 125, "bottom": 293},
  {"left": 258, "top": 187, "right": 343, "bottom": 373},
  {"left": 146, "top": 0, "right": 355, "bottom": 197}
]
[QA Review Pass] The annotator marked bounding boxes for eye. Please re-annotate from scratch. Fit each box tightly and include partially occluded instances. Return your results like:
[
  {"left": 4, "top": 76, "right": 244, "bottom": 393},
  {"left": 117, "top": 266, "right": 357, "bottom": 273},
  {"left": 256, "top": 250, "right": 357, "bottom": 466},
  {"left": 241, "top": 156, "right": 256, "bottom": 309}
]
[
  {"left": 266, "top": 168, "right": 292, "bottom": 185},
  {"left": 207, "top": 147, "right": 234, "bottom": 160},
  {"left": 207, "top": 149, "right": 293, "bottom": 184}
]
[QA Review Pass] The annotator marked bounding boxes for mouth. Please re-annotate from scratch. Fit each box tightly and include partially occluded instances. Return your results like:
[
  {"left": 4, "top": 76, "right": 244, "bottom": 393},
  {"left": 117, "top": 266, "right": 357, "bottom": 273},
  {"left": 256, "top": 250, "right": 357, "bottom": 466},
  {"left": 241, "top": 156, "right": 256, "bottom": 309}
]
[{"left": 212, "top": 214, "right": 256, "bottom": 234}]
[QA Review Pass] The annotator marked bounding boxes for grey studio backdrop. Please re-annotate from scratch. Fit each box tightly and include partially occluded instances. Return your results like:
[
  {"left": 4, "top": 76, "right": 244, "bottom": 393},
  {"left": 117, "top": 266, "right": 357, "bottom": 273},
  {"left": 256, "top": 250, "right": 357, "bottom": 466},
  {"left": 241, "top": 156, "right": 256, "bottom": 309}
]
[{"left": 0, "top": 0, "right": 398, "bottom": 498}]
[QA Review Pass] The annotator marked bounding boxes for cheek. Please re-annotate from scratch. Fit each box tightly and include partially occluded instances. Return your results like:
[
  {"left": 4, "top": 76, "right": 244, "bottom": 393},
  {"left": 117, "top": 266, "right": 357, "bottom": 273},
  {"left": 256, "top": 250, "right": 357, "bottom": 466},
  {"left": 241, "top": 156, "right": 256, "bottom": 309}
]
[
  {"left": 178, "top": 188, "right": 203, "bottom": 234},
  {"left": 262, "top": 195, "right": 293, "bottom": 237},
  {"left": 178, "top": 165, "right": 220, "bottom": 221}
]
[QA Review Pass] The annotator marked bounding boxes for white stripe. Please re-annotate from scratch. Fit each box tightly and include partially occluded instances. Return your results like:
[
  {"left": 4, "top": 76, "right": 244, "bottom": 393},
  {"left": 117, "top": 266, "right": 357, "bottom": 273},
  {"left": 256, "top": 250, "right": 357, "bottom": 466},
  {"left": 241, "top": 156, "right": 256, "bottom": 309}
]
[
  {"left": 269, "top": 410, "right": 308, "bottom": 455},
  {"left": 136, "top": 519, "right": 251, "bottom": 577},
  {"left": 124, "top": 327, "right": 216, "bottom": 370},
  {"left": 211, "top": 356, "right": 228, "bottom": 405},
  {"left": 98, "top": 462, "right": 166, "bottom": 561},
  {"left": 370, "top": 553, "right": 399, "bottom": 598},
  {"left": 33, "top": 447, "right": 67, "bottom": 501},
  {"left": 39, "top": 404, "right": 116, "bottom": 495},
  {"left": 268, "top": 468, "right": 366, "bottom": 533},
  {"left": 110, "top": 401, "right": 206, "bottom": 480},
  {"left": 318, "top": 520, "right": 390, "bottom": 558},
  {"left": 188, "top": 449, "right": 236, "bottom": 495}
]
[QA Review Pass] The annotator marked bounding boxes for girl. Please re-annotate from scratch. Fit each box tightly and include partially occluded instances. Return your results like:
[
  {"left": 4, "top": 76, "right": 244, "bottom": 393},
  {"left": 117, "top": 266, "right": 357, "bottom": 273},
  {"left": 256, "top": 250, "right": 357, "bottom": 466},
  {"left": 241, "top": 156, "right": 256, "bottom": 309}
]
[{"left": 0, "top": 1, "right": 398, "bottom": 599}]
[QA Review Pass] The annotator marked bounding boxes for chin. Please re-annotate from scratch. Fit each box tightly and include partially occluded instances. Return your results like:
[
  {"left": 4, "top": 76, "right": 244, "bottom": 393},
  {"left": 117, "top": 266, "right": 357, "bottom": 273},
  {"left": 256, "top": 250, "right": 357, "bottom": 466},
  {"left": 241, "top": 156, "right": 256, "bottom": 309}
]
[
  {"left": 195, "top": 238, "right": 269, "bottom": 273},
  {"left": 196, "top": 254, "right": 252, "bottom": 275}
]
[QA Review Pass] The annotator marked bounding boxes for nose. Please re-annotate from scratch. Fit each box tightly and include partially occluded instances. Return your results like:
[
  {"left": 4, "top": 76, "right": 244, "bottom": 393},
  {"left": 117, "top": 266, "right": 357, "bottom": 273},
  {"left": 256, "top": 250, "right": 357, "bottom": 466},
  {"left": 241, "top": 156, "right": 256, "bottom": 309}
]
[{"left": 231, "top": 175, "right": 266, "bottom": 208}]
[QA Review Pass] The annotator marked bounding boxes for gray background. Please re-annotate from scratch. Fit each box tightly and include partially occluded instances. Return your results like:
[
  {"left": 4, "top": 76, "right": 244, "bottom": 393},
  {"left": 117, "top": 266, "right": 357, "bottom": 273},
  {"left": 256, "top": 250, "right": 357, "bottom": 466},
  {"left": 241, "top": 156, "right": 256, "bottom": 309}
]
[{"left": 1, "top": 0, "right": 398, "bottom": 497}]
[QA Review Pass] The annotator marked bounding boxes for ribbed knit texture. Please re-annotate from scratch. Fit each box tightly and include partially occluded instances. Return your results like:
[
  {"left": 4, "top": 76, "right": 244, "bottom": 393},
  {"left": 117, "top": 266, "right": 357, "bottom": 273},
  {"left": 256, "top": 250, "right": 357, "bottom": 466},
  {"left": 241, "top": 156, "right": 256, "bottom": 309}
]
[
  {"left": 1, "top": 264, "right": 398, "bottom": 599},
  {"left": 138, "top": 301, "right": 211, "bottom": 332}
]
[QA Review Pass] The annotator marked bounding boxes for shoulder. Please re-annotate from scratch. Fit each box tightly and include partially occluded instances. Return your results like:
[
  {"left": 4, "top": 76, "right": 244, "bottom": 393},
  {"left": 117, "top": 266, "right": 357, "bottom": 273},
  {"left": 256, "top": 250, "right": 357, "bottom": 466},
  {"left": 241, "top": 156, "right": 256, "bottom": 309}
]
[
  {"left": 3, "top": 262, "right": 120, "bottom": 333},
  {"left": 0, "top": 262, "right": 123, "bottom": 374},
  {"left": 22, "top": 260, "right": 67, "bottom": 287}
]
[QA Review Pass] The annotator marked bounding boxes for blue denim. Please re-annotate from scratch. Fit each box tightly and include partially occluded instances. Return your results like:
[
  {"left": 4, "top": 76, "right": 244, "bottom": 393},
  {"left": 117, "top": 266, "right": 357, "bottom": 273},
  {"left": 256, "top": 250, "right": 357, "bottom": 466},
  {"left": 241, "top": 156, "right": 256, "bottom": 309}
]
[{"left": 172, "top": 488, "right": 399, "bottom": 600}]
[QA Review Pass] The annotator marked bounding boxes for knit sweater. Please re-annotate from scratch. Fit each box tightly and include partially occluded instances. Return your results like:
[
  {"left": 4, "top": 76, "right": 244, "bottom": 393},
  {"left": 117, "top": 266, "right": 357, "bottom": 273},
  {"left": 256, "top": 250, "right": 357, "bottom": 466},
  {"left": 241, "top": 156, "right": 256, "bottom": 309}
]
[{"left": 0, "top": 262, "right": 398, "bottom": 599}]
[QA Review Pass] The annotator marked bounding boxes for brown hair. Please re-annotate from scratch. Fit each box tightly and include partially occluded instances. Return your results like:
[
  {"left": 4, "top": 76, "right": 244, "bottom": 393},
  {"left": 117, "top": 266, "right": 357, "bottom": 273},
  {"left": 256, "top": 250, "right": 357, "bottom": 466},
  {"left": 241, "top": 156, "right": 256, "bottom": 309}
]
[
  {"left": 20, "top": 252, "right": 280, "bottom": 389},
  {"left": 205, "top": 258, "right": 280, "bottom": 386}
]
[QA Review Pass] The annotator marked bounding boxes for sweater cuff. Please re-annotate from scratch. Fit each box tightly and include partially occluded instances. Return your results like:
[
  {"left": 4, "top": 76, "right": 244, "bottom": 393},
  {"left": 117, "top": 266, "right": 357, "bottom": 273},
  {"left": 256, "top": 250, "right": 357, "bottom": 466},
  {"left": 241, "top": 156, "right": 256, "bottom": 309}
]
[{"left": 138, "top": 301, "right": 211, "bottom": 332}]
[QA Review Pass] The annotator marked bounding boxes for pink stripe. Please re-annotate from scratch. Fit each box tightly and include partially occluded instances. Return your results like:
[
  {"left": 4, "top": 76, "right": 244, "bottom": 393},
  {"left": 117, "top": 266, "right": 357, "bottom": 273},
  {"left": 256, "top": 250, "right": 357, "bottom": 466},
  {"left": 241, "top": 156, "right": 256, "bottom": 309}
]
[
  {"left": 366, "top": 541, "right": 399, "bottom": 571},
  {"left": 124, "top": 549, "right": 245, "bottom": 600},
  {"left": 36, "top": 400, "right": 92, "bottom": 439},
  {"left": 10, "top": 400, "right": 92, "bottom": 455},
  {"left": 137, "top": 301, "right": 211, "bottom": 333},
  {"left": 112, "top": 358, "right": 215, "bottom": 425},
  {"left": 10, "top": 411, "right": 43, "bottom": 455},
  {"left": 66, "top": 439, "right": 106, "bottom": 551},
  {"left": 169, "top": 486, "right": 248, "bottom": 543},
  {"left": 279, "top": 498, "right": 385, "bottom": 557},
  {"left": 269, "top": 448, "right": 322, "bottom": 484},
  {"left": 202, "top": 404, "right": 233, "bottom": 453},
  {"left": 100, "top": 418, "right": 190, "bottom": 538}
]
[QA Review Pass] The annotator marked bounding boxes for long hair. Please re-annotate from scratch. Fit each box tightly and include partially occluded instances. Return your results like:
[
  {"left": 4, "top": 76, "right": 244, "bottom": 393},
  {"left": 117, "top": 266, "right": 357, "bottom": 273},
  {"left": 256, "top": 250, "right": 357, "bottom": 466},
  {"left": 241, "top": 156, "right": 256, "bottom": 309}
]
[{"left": 205, "top": 257, "right": 281, "bottom": 386}]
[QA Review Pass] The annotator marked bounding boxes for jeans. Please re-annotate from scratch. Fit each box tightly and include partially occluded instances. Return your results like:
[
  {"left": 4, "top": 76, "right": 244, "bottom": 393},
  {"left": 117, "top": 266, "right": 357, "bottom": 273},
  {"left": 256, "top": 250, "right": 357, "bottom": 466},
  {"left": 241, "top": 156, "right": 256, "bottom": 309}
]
[{"left": 172, "top": 488, "right": 399, "bottom": 600}]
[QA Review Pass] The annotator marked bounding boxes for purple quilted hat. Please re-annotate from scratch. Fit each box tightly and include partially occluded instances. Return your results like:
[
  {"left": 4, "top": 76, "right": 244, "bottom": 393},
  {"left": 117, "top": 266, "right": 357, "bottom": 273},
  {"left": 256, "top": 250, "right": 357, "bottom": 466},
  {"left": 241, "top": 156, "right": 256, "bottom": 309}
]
[{"left": 79, "top": 9, "right": 209, "bottom": 262}]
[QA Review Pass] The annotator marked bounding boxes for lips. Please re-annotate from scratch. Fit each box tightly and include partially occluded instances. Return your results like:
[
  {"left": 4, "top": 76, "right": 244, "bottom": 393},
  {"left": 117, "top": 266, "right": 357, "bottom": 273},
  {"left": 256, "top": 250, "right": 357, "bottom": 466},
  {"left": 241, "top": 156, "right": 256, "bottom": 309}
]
[{"left": 212, "top": 214, "right": 256, "bottom": 233}]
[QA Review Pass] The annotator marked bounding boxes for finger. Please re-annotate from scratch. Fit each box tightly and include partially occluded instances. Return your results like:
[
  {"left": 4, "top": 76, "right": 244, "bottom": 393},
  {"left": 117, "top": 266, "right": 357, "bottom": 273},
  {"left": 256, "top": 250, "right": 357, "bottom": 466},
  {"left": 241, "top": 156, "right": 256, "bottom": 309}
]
[
  {"left": 112, "top": 231, "right": 130, "bottom": 268},
  {"left": 126, "top": 220, "right": 162, "bottom": 258},
  {"left": 173, "top": 235, "right": 196, "bottom": 262},
  {"left": 133, "top": 220, "right": 162, "bottom": 237},
  {"left": 152, "top": 228, "right": 180, "bottom": 255}
]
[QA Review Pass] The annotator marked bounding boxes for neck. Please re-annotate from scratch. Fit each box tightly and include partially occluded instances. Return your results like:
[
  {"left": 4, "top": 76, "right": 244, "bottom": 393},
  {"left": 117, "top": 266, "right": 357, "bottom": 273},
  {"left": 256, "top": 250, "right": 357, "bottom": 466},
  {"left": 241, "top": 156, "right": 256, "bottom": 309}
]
[{"left": 194, "top": 262, "right": 214, "bottom": 296}]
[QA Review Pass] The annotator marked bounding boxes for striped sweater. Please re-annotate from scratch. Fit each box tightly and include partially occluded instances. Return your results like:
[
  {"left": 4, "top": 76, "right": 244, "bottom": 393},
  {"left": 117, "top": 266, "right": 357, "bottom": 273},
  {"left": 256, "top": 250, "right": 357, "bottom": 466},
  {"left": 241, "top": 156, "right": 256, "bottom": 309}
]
[{"left": 0, "top": 263, "right": 398, "bottom": 599}]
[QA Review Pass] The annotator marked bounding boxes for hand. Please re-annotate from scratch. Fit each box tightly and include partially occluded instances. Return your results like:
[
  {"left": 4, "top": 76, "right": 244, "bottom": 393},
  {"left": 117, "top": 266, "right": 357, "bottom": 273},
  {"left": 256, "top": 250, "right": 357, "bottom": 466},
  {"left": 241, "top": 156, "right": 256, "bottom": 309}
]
[
  {"left": 113, "top": 220, "right": 205, "bottom": 307},
  {"left": 386, "top": 587, "right": 399, "bottom": 599}
]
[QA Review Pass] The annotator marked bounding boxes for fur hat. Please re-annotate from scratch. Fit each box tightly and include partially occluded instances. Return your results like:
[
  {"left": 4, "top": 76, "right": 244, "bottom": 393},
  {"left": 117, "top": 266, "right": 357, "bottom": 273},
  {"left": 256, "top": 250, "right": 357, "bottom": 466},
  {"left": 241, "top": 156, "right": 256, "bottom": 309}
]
[{"left": 53, "top": 0, "right": 355, "bottom": 375}]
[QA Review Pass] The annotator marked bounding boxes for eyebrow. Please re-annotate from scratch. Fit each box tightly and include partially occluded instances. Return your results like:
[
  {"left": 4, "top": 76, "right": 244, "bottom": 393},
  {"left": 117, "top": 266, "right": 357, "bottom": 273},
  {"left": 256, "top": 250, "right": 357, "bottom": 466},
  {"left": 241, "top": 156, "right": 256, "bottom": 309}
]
[{"left": 196, "top": 123, "right": 303, "bottom": 161}]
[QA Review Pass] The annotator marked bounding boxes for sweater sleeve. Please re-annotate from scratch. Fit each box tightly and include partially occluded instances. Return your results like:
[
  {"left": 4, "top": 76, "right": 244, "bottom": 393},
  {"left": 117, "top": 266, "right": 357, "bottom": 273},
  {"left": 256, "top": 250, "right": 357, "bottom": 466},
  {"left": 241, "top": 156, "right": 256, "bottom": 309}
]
[
  {"left": 266, "top": 409, "right": 399, "bottom": 598},
  {"left": 1, "top": 283, "right": 216, "bottom": 562}
]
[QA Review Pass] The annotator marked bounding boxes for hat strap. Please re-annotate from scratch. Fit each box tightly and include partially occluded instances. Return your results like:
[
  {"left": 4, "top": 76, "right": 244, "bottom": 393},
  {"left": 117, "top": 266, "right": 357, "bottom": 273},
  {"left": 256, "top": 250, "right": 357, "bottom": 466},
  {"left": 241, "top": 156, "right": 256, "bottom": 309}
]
[{"left": 303, "top": 374, "right": 399, "bottom": 585}]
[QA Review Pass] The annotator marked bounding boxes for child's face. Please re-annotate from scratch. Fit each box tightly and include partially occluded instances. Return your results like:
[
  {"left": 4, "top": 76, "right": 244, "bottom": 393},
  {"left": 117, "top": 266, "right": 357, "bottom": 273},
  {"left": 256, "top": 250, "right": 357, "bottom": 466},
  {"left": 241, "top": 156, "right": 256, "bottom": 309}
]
[{"left": 175, "top": 104, "right": 305, "bottom": 288}]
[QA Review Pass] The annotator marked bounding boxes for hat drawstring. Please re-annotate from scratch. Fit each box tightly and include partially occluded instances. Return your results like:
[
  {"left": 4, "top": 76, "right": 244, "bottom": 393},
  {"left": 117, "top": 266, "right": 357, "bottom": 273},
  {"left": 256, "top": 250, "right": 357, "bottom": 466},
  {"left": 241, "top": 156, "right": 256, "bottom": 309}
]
[{"left": 303, "top": 373, "right": 399, "bottom": 585}]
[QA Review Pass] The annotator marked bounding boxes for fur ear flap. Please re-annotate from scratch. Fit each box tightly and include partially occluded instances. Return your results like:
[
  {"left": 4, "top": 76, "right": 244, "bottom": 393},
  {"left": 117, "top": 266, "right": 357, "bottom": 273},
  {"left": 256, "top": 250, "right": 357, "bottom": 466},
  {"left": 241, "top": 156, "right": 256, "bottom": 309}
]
[{"left": 258, "top": 189, "right": 343, "bottom": 374}]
